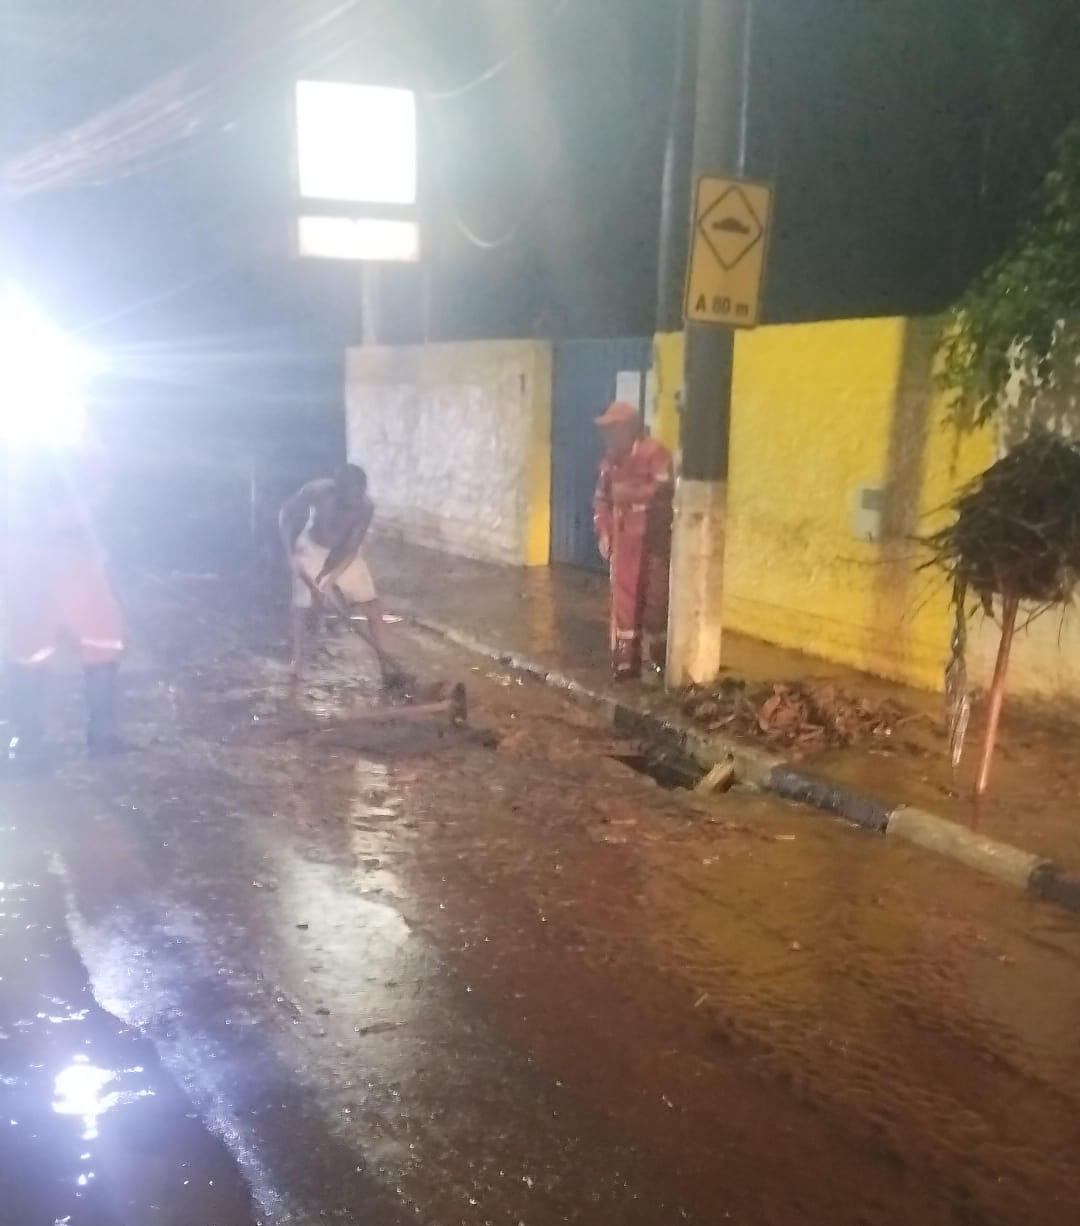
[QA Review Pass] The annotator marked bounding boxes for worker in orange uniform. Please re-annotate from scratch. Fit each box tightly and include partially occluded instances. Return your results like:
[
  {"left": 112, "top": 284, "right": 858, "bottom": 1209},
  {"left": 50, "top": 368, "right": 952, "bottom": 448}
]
[
  {"left": 3, "top": 436, "right": 126, "bottom": 766},
  {"left": 592, "top": 401, "right": 674, "bottom": 679}
]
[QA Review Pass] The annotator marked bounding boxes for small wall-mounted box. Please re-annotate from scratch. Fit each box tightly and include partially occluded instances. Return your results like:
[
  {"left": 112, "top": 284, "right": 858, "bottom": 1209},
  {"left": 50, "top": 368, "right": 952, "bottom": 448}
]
[{"left": 853, "top": 484, "right": 885, "bottom": 542}]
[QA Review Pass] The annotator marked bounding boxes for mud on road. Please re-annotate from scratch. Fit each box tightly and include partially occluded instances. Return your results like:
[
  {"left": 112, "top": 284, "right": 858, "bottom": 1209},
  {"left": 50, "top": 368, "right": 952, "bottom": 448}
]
[{"left": 4, "top": 582, "right": 1080, "bottom": 1225}]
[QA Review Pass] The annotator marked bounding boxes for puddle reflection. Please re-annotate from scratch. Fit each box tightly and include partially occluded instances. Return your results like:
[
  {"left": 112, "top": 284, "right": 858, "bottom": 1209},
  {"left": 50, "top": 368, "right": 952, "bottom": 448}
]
[
  {"left": 0, "top": 832, "right": 258, "bottom": 1224},
  {"left": 53, "top": 1055, "right": 146, "bottom": 1140}
]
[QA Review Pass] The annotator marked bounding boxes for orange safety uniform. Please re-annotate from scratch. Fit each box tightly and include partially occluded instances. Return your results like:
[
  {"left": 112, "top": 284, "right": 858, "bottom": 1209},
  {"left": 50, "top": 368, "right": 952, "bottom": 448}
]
[
  {"left": 593, "top": 435, "right": 674, "bottom": 675},
  {"left": 3, "top": 442, "right": 124, "bottom": 668}
]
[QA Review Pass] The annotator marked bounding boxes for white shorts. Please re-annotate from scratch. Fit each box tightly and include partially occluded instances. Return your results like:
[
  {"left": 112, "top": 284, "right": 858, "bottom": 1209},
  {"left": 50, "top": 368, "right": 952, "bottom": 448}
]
[{"left": 291, "top": 532, "right": 377, "bottom": 609}]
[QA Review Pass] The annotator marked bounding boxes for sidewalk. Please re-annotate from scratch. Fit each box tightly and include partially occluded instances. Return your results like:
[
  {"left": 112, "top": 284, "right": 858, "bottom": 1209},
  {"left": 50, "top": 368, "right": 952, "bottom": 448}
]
[{"left": 372, "top": 538, "right": 1080, "bottom": 884}]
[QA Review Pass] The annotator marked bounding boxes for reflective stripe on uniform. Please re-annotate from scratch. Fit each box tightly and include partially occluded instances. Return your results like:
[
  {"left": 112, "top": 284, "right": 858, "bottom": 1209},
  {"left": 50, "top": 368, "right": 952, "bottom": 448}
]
[{"left": 15, "top": 647, "right": 56, "bottom": 665}]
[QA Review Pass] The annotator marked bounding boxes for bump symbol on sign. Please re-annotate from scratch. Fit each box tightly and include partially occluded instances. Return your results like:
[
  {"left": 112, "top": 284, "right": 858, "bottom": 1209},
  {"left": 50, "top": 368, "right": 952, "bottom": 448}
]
[{"left": 698, "top": 186, "right": 764, "bottom": 271}]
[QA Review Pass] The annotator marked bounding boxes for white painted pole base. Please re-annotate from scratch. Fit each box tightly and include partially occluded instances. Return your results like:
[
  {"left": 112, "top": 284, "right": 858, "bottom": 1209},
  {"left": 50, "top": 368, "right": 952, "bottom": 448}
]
[{"left": 666, "top": 477, "right": 727, "bottom": 689}]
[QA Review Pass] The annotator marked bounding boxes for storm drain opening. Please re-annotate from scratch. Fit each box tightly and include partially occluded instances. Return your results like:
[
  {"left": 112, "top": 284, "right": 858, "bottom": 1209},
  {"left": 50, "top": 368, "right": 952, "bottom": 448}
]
[{"left": 610, "top": 752, "right": 705, "bottom": 791}]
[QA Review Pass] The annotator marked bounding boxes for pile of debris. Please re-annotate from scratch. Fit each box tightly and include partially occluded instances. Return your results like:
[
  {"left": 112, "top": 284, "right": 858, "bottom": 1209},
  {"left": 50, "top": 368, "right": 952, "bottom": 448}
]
[
  {"left": 921, "top": 431, "right": 1080, "bottom": 790},
  {"left": 680, "top": 678, "right": 909, "bottom": 753},
  {"left": 922, "top": 430, "right": 1080, "bottom": 609}
]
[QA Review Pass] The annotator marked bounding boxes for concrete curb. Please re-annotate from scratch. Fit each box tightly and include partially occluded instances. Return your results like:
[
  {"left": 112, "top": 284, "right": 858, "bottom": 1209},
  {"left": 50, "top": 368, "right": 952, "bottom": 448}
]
[
  {"left": 885, "top": 807, "right": 1044, "bottom": 891},
  {"left": 404, "top": 611, "right": 1080, "bottom": 917}
]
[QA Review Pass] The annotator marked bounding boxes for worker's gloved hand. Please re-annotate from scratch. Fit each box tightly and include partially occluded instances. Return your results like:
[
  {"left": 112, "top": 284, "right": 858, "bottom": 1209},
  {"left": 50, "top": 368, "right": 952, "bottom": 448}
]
[{"left": 598, "top": 535, "right": 612, "bottom": 562}]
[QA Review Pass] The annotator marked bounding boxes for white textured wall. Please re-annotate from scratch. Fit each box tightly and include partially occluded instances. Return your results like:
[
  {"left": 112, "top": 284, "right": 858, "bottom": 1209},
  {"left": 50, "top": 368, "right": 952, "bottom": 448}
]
[{"left": 345, "top": 340, "right": 551, "bottom": 566}]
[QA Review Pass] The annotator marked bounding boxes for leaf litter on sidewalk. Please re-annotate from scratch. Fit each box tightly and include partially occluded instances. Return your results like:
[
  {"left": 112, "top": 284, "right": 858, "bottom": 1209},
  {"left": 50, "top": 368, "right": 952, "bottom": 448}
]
[{"left": 680, "top": 677, "right": 919, "bottom": 754}]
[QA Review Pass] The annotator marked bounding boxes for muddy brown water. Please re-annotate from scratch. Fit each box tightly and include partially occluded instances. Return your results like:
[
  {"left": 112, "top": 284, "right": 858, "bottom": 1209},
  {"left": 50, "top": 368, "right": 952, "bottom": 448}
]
[
  {"left": 370, "top": 538, "right": 1080, "bottom": 871},
  {"left": 4, "top": 577, "right": 1080, "bottom": 1224}
]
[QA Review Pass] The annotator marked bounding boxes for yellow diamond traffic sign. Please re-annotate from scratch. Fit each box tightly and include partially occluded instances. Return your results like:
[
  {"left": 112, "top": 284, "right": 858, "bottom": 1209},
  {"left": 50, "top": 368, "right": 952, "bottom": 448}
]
[{"left": 684, "top": 175, "right": 773, "bottom": 328}]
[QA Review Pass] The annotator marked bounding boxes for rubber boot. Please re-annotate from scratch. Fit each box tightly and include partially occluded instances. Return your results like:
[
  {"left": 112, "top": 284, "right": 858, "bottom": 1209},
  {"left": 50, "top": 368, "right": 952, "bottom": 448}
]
[
  {"left": 612, "top": 635, "right": 642, "bottom": 682},
  {"left": 5, "top": 664, "right": 49, "bottom": 773},
  {"left": 85, "top": 662, "right": 124, "bottom": 757}
]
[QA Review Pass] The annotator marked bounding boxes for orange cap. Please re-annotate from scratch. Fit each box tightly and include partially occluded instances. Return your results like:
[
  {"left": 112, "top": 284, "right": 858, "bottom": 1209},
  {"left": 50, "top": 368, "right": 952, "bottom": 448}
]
[{"left": 595, "top": 400, "right": 640, "bottom": 428}]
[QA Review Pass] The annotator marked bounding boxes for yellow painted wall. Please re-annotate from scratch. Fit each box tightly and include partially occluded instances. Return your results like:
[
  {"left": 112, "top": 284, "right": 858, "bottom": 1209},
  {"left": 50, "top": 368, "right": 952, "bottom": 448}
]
[
  {"left": 652, "top": 320, "right": 995, "bottom": 691},
  {"left": 651, "top": 333, "right": 683, "bottom": 454},
  {"left": 524, "top": 345, "right": 554, "bottom": 566}
]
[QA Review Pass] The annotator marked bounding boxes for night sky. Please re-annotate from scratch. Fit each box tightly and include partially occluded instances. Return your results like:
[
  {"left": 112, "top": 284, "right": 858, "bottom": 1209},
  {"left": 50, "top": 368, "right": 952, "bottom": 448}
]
[{"left": 2, "top": 0, "right": 1079, "bottom": 458}]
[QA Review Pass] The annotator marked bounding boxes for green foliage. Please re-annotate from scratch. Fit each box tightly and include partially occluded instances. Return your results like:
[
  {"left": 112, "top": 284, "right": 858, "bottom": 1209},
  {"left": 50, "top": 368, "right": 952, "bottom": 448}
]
[{"left": 941, "top": 121, "right": 1080, "bottom": 429}]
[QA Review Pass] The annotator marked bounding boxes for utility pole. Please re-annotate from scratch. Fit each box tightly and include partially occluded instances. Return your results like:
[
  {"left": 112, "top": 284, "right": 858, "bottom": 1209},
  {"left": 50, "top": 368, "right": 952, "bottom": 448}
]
[
  {"left": 656, "top": 0, "right": 699, "bottom": 332},
  {"left": 666, "top": 0, "right": 753, "bottom": 687}
]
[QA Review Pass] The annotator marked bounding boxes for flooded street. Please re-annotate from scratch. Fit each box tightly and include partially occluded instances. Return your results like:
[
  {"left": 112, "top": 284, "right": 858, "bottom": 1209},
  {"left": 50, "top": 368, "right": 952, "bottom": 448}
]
[
  {"left": 0, "top": 814, "right": 256, "bottom": 1225},
  {"left": 10, "top": 0, "right": 1080, "bottom": 1218},
  {"left": 4, "top": 584, "right": 1080, "bottom": 1224}
]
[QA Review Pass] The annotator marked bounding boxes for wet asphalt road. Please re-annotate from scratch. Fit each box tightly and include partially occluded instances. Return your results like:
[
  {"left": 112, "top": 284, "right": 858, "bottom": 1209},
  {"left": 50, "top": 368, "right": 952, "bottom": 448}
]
[
  {"left": 4, "top": 587, "right": 1080, "bottom": 1225},
  {"left": 0, "top": 819, "right": 257, "bottom": 1226}
]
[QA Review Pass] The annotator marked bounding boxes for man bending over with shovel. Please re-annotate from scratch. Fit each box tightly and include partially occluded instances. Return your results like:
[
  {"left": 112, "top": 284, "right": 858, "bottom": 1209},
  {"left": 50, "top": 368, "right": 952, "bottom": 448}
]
[{"left": 279, "top": 464, "right": 408, "bottom": 687}]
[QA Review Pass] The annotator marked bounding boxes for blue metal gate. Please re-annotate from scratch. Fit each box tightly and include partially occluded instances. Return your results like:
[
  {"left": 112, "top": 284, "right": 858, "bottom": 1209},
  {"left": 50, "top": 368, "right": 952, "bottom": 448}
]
[{"left": 550, "top": 337, "right": 653, "bottom": 570}]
